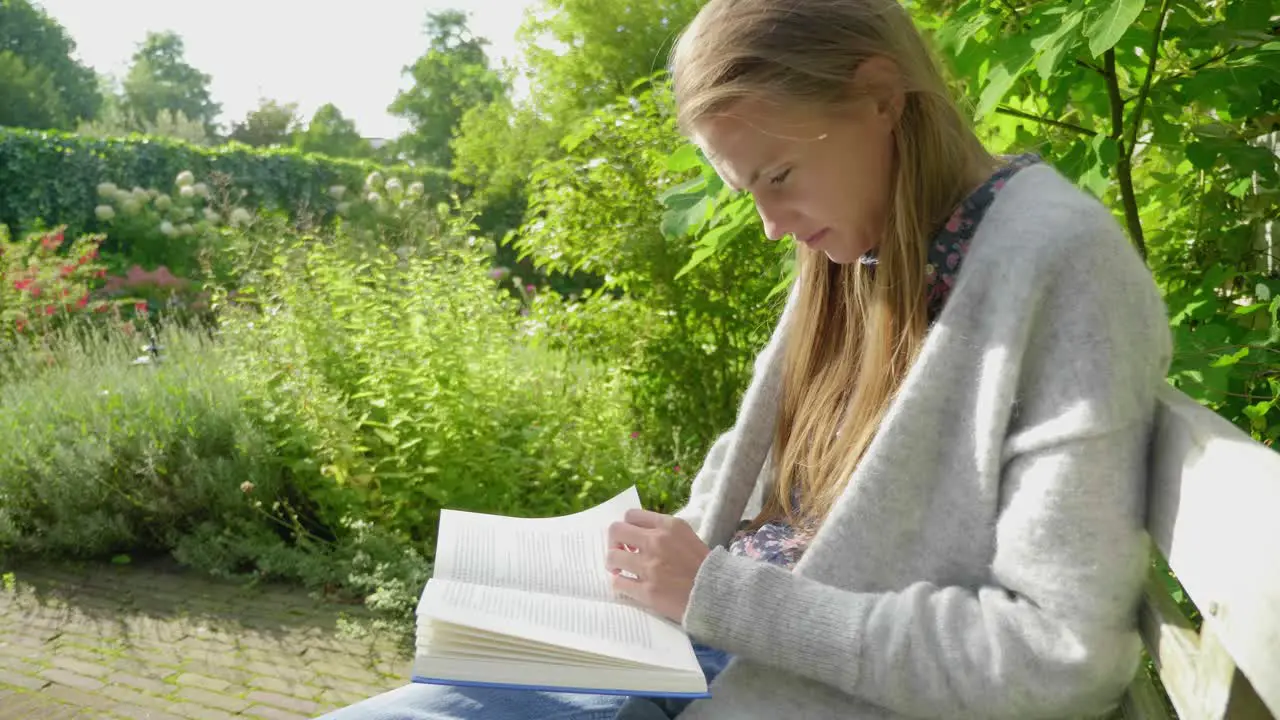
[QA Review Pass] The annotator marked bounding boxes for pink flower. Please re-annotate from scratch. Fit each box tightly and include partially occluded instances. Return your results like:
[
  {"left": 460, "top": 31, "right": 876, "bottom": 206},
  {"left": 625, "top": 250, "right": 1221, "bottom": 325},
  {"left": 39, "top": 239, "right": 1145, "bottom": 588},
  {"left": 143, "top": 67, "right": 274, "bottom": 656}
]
[
  {"left": 629, "top": 431, "right": 640, "bottom": 439},
  {"left": 945, "top": 212, "right": 963, "bottom": 233},
  {"left": 673, "top": 464, "right": 682, "bottom": 474}
]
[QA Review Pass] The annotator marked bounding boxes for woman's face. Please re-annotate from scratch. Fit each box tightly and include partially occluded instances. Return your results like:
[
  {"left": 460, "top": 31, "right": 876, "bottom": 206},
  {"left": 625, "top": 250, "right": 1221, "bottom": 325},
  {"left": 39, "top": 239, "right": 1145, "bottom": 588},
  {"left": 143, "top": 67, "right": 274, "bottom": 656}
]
[{"left": 690, "top": 66, "right": 902, "bottom": 264}]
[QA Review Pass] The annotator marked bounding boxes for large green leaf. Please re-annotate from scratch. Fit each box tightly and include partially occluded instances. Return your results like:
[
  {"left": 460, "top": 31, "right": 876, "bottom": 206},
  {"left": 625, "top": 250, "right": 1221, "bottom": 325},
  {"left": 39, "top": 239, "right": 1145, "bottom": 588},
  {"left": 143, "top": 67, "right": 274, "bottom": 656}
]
[
  {"left": 1086, "top": 0, "right": 1147, "bottom": 56},
  {"left": 975, "top": 41, "right": 1037, "bottom": 119},
  {"left": 1033, "top": 9, "right": 1087, "bottom": 80}
]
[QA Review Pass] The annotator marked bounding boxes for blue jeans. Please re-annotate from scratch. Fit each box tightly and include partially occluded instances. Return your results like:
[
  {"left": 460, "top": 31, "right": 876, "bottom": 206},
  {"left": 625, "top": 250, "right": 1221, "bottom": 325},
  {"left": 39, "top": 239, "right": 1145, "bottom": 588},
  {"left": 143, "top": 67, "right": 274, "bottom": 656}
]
[{"left": 317, "top": 644, "right": 733, "bottom": 720}]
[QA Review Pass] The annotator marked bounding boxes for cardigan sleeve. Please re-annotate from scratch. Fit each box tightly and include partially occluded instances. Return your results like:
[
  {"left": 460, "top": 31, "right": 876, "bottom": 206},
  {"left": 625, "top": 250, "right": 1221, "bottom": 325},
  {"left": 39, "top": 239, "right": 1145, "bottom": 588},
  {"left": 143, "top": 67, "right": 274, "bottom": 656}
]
[{"left": 681, "top": 212, "right": 1172, "bottom": 718}]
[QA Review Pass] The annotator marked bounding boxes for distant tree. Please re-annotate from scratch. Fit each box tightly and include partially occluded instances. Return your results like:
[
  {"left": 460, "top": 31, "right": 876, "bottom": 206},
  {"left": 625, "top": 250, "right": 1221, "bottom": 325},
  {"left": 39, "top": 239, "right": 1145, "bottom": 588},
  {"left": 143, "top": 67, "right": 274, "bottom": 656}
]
[
  {"left": 122, "top": 31, "right": 220, "bottom": 138},
  {"left": 389, "top": 10, "right": 505, "bottom": 168},
  {"left": 229, "top": 98, "right": 301, "bottom": 147},
  {"left": 293, "top": 103, "right": 373, "bottom": 159},
  {"left": 0, "top": 0, "right": 102, "bottom": 129}
]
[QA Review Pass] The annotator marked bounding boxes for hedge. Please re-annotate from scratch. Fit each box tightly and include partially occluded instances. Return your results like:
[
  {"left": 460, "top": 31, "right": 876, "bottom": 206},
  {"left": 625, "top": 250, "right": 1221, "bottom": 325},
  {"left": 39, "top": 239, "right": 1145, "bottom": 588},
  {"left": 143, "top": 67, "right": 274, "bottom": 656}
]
[{"left": 0, "top": 127, "right": 451, "bottom": 236}]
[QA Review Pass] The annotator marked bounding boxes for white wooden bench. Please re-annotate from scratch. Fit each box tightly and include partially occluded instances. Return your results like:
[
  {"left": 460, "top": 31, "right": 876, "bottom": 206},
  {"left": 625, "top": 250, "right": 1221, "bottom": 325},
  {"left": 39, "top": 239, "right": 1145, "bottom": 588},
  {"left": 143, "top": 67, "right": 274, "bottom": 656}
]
[{"left": 1118, "top": 385, "right": 1280, "bottom": 719}]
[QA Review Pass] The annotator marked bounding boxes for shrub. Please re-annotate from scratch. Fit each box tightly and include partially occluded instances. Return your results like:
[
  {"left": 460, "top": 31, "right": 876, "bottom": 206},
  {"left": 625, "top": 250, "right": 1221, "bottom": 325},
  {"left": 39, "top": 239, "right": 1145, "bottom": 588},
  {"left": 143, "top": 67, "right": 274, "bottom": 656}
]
[
  {"left": 214, "top": 212, "right": 674, "bottom": 543},
  {"left": 0, "top": 127, "right": 451, "bottom": 240},
  {"left": 0, "top": 325, "right": 287, "bottom": 557},
  {"left": 0, "top": 225, "right": 110, "bottom": 344}
]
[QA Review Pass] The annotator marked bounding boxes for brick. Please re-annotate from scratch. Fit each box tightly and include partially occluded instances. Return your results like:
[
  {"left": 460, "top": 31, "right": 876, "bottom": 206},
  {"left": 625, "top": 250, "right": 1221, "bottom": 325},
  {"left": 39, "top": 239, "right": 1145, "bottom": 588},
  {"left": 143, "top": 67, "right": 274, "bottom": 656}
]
[
  {"left": 109, "top": 703, "right": 186, "bottom": 720},
  {"left": 246, "top": 690, "right": 321, "bottom": 715},
  {"left": 108, "top": 671, "right": 174, "bottom": 695},
  {"left": 40, "top": 681, "right": 102, "bottom": 707},
  {"left": 247, "top": 674, "right": 319, "bottom": 699},
  {"left": 315, "top": 675, "right": 391, "bottom": 697},
  {"left": 40, "top": 668, "right": 104, "bottom": 692},
  {"left": 0, "top": 653, "right": 44, "bottom": 675},
  {"left": 315, "top": 687, "right": 373, "bottom": 709},
  {"left": 168, "top": 703, "right": 240, "bottom": 720},
  {"left": 173, "top": 673, "right": 230, "bottom": 693},
  {"left": 100, "top": 683, "right": 177, "bottom": 712},
  {"left": 242, "top": 705, "right": 309, "bottom": 720},
  {"left": 50, "top": 655, "right": 110, "bottom": 678},
  {"left": 190, "top": 663, "right": 253, "bottom": 686},
  {"left": 0, "top": 667, "right": 49, "bottom": 690},
  {"left": 175, "top": 686, "right": 250, "bottom": 713},
  {"left": 240, "top": 661, "right": 312, "bottom": 684}
]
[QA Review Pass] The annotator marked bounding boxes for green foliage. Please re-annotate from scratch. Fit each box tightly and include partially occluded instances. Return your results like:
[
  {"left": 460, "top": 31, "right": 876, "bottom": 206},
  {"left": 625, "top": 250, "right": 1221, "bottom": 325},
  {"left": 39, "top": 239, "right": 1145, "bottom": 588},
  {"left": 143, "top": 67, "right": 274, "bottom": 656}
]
[
  {"left": 389, "top": 10, "right": 505, "bottom": 168},
  {"left": 0, "top": 325, "right": 287, "bottom": 558},
  {"left": 911, "top": 0, "right": 1280, "bottom": 439},
  {"left": 293, "top": 103, "right": 375, "bottom": 160},
  {"left": 121, "top": 31, "right": 221, "bottom": 139},
  {"left": 518, "top": 85, "right": 785, "bottom": 463},
  {"left": 228, "top": 98, "right": 302, "bottom": 148},
  {"left": 0, "top": 127, "right": 450, "bottom": 241},
  {"left": 0, "top": 0, "right": 101, "bottom": 130},
  {"left": 213, "top": 212, "right": 673, "bottom": 545}
]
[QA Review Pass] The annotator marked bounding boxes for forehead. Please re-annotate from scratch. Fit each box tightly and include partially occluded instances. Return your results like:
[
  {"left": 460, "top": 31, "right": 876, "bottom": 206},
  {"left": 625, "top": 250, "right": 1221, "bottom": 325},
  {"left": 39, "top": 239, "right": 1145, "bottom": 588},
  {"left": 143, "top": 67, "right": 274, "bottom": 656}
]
[{"left": 690, "top": 98, "right": 830, "bottom": 188}]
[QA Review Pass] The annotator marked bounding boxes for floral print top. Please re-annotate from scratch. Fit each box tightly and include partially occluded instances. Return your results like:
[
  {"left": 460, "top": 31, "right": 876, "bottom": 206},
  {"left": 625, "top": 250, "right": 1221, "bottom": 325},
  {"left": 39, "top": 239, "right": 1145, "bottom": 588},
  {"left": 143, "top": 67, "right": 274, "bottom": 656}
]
[{"left": 726, "top": 153, "right": 1042, "bottom": 568}]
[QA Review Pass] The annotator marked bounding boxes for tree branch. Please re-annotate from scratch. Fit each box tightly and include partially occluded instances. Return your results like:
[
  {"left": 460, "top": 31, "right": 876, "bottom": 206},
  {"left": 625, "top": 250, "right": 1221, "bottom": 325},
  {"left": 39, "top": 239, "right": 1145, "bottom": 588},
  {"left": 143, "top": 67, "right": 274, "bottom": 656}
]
[
  {"left": 1075, "top": 58, "right": 1108, "bottom": 76},
  {"left": 1105, "top": 49, "right": 1148, "bottom": 261},
  {"left": 995, "top": 105, "right": 1097, "bottom": 136},
  {"left": 1127, "top": 0, "right": 1173, "bottom": 156}
]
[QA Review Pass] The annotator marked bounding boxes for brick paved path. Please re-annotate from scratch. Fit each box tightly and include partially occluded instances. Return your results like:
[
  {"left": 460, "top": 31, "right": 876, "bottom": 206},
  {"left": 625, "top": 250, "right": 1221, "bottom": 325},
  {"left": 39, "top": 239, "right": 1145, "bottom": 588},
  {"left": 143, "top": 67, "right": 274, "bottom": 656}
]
[{"left": 0, "top": 559, "right": 410, "bottom": 719}]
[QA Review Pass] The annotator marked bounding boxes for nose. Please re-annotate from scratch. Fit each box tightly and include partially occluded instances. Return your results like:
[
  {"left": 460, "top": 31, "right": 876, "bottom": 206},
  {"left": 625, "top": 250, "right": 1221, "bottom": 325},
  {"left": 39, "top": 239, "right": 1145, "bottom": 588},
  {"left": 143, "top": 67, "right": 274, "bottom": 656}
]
[{"left": 753, "top": 197, "right": 790, "bottom": 242}]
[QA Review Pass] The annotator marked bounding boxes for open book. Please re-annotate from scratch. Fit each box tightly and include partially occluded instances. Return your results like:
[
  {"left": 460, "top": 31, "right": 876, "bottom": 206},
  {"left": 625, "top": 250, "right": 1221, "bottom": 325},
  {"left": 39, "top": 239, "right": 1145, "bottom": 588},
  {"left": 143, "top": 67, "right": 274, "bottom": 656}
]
[{"left": 412, "top": 486, "right": 710, "bottom": 698}]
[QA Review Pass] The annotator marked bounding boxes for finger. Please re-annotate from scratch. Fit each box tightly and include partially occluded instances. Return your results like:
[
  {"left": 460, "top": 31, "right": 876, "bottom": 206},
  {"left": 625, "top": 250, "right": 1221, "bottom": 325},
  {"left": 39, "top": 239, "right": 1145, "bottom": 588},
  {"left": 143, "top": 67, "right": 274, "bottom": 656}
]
[
  {"left": 622, "top": 508, "right": 671, "bottom": 529},
  {"left": 608, "top": 521, "right": 649, "bottom": 550},
  {"left": 610, "top": 572, "right": 645, "bottom": 602},
  {"left": 605, "top": 547, "right": 644, "bottom": 577}
]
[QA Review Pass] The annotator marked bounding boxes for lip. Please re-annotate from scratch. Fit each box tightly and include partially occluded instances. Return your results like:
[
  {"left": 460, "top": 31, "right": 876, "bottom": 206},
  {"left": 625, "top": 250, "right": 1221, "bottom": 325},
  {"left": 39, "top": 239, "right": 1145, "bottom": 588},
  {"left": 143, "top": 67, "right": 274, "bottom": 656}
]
[{"left": 799, "top": 228, "right": 830, "bottom": 247}]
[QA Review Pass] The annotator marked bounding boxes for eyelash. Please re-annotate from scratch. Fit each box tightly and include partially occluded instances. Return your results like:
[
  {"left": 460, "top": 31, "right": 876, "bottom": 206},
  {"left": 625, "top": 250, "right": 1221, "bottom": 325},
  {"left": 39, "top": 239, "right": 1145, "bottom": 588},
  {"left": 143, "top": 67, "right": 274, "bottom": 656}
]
[{"left": 770, "top": 168, "right": 792, "bottom": 186}]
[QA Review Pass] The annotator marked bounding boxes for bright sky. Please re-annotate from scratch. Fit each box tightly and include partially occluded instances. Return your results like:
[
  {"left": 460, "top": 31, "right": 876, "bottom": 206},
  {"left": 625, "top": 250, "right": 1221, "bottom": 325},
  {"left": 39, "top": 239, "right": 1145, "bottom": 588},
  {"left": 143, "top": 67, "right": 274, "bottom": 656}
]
[{"left": 33, "top": 0, "right": 538, "bottom": 140}]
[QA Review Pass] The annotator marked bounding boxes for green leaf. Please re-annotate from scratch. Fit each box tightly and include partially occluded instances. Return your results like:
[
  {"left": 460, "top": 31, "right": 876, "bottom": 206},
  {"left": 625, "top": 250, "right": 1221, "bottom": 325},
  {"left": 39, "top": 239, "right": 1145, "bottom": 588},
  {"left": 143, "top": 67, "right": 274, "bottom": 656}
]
[
  {"left": 658, "top": 177, "right": 706, "bottom": 205},
  {"left": 675, "top": 243, "right": 719, "bottom": 280},
  {"left": 1033, "top": 10, "right": 1086, "bottom": 80},
  {"left": 1086, "top": 0, "right": 1147, "bottom": 57},
  {"left": 1092, "top": 134, "right": 1120, "bottom": 166},
  {"left": 665, "top": 144, "right": 701, "bottom": 173},
  {"left": 661, "top": 195, "right": 713, "bottom": 238},
  {"left": 975, "top": 40, "right": 1037, "bottom": 120},
  {"left": 1185, "top": 142, "right": 1219, "bottom": 170},
  {"left": 1210, "top": 346, "right": 1250, "bottom": 367}
]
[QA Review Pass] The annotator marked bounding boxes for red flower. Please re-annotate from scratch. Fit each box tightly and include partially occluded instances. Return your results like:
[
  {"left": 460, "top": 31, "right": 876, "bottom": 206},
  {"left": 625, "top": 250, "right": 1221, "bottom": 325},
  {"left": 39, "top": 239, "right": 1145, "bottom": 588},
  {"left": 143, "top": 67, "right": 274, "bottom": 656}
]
[
  {"left": 60, "top": 265, "right": 74, "bottom": 278},
  {"left": 61, "top": 288, "right": 70, "bottom": 298},
  {"left": 15, "top": 318, "right": 26, "bottom": 333},
  {"left": 44, "top": 304, "right": 56, "bottom": 316},
  {"left": 94, "top": 269, "right": 107, "bottom": 279},
  {"left": 13, "top": 278, "right": 32, "bottom": 292},
  {"left": 76, "top": 294, "right": 89, "bottom": 309},
  {"left": 29, "top": 285, "right": 41, "bottom": 299},
  {"left": 134, "top": 301, "right": 147, "bottom": 313},
  {"left": 93, "top": 302, "right": 110, "bottom": 313}
]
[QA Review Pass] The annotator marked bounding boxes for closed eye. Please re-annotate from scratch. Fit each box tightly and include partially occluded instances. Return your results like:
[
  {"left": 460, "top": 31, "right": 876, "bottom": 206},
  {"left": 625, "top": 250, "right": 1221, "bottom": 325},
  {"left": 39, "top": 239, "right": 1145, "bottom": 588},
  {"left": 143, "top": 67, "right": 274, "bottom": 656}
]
[{"left": 769, "top": 168, "right": 792, "bottom": 186}]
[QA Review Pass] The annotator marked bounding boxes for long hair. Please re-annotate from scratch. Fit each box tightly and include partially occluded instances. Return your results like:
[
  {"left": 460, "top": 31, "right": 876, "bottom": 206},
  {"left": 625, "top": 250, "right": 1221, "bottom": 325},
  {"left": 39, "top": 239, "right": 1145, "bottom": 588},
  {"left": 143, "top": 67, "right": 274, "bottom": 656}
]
[{"left": 669, "top": 0, "right": 993, "bottom": 528}]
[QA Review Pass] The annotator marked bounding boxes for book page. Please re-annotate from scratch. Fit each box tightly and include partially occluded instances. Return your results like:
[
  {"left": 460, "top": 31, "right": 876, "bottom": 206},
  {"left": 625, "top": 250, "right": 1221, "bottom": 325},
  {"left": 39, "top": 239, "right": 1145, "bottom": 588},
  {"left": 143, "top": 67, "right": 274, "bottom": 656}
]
[
  {"left": 433, "top": 486, "right": 640, "bottom": 602},
  {"left": 419, "top": 578, "right": 701, "bottom": 672}
]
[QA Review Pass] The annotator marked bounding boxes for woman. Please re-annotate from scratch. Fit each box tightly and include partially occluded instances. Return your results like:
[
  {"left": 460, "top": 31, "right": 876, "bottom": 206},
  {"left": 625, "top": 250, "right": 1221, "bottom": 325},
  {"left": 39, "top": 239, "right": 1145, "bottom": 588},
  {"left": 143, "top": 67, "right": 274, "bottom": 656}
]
[{"left": 321, "top": 0, "right": 1171, "bottom": 717}]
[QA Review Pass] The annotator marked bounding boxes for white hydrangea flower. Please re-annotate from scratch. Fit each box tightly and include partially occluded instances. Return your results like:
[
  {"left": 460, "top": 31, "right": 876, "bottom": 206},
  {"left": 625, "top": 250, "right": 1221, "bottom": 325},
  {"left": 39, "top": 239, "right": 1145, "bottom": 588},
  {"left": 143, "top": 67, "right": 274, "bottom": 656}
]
[
  {"left": 366, "top": 191, "right": 382, "bottom": 205},
  {"left": 407, "top": 181, "right": 425, "bottom": 198},
  {"left": 193, "top": 182, "right": 210, "bottom": 198},
  {"left": 121, "top": 198, "right": 141, "bottom": 216},
  {"left": 365, "top": 171, "right": 384, "bottom": 190},
  {"left": 159, "top": 221, "right": 176, "bottom": 237},
  {"left": 328, "top": 185, "right": 347, "bottom": 200},
  {"left": 176, "top": 170, "right": 195, "bottom": 188},
  {"left": 204, "top": 208, "right": 221, "bottom": 224},
  {"left": 179, "top": 223, "right": 194, "bottom": 236},
  {"left": 154, "top": 194, "right": 172, "bottom": 211},
  {"left": 335, "top": 201, "right": 351, "bottom": 215},
  {"left": 95, "top": 205, "right": 116, "bottom": 221},
  {"left": 180, "top": 185, "right": 196, "bottom": 199},
  {"left": 97, "top": 182, "right": 118, "bottom": 198},
  {"left": 398, "top": 199, "right": 412, "bottom": 210},
  {"left": 229, "top": 207, "right": 252, "bottom": 227},
  {"left": 385, "top": 178, "right": 403, "bottom": 197},
  {"left": 115, "top": 188, "right": 133, "bottom": 205}
]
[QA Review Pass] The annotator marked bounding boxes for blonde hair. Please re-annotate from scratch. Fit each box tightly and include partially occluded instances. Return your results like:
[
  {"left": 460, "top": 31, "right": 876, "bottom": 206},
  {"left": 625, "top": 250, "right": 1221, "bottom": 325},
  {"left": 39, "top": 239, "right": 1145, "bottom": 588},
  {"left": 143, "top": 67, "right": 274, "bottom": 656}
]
[{"left": 670, "top": 0, "right": 993, "bottom": 529}]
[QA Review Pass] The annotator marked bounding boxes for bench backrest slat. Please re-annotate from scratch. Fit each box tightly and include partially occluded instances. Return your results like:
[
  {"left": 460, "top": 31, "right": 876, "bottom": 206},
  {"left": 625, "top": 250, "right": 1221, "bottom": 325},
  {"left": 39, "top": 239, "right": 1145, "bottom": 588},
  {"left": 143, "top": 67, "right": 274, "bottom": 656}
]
[{"left": 1131, "top": 386, "right": 1280, "bottom": 718}]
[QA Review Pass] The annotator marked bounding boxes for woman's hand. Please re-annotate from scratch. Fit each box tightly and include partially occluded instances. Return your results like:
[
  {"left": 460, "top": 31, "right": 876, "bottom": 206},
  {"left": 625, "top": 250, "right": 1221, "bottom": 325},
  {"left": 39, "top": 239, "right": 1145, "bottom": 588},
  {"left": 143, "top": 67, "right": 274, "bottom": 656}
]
[{"left": 606, "top": 509, "right": 711, "bottom": 623}]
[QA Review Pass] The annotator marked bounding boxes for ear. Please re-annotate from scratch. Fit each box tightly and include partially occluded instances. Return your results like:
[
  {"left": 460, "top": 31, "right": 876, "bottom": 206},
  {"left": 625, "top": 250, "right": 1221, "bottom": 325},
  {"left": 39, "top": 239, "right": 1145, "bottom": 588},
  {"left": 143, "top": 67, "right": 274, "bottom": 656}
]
[{"left": 853, "top": 56, "right": 906, "bottom": 128}]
